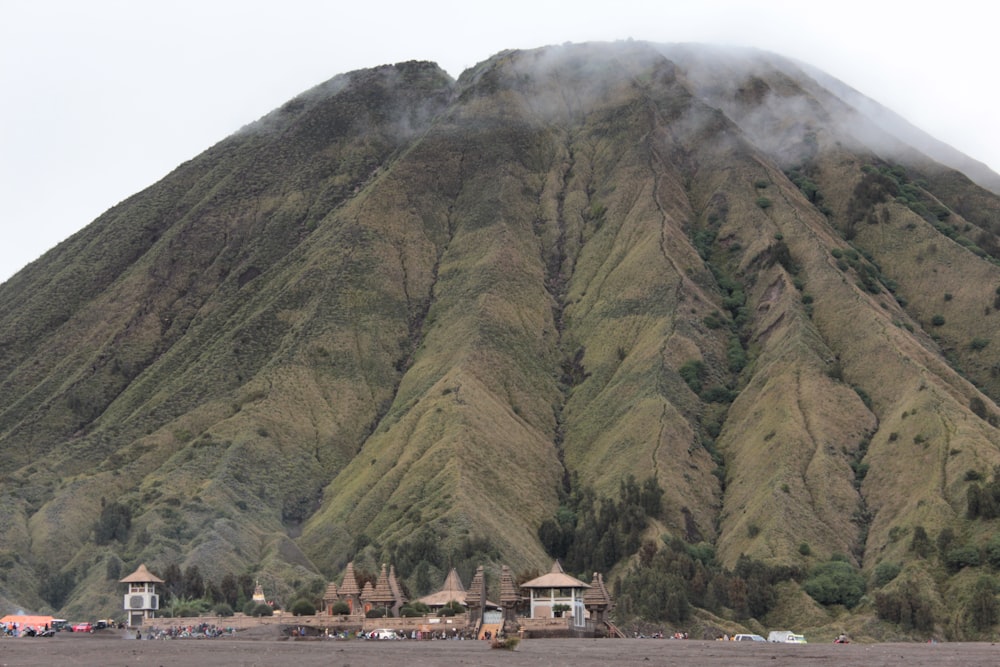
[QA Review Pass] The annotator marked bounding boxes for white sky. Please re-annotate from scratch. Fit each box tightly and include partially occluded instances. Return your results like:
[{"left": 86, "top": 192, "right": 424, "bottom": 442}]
[{"left": 2, "top": 0, "right": 997, "bottom": 283}]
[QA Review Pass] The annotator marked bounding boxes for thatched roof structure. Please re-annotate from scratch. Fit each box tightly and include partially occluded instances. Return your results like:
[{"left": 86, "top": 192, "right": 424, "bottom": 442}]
[
  {"left": 519, "top": 560, "right": 590, "bottom": 590},
  {"left": 417, "top": 568, "right": 467, "bottom": 607},
  {"left": 119, "top": 563, "right": 164, "bottom": 584}
]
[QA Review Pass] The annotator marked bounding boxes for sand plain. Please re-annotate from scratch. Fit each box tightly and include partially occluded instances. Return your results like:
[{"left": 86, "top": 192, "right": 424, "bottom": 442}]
[{"left": 3, "top": 632, "right": 1000, "bottom": 667}]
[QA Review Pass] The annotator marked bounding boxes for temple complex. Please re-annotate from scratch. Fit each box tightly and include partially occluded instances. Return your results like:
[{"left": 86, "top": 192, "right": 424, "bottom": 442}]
[{"left": 314, "top": 559, "right": 615, "bottom": 638}]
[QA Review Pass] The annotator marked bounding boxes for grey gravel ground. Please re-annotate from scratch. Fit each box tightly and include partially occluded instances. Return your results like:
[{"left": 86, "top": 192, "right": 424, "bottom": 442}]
[{"left": 2, "top": 633, "right": 999, "bottom": 666}]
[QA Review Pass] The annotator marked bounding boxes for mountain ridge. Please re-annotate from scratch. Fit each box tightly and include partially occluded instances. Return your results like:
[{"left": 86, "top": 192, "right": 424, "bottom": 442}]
[{"left": 2, "top": 41, "right": 1000, "bottom": 639}]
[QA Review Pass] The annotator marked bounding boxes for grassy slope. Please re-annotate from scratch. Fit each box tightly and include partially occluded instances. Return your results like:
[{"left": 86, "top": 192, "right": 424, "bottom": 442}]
[
  {"left": 0, "top": 62, "right": 457, "bottom": 615},
  {"left": 2, "top": 44, "right": 1000, "bottom": 629}
]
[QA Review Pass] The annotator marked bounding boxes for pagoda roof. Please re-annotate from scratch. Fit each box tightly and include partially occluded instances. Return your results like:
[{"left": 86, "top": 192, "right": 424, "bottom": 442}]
[
  {"left": 465, "top": 565, "right": 485, "bottom": 606},
  {"left": 499, "top": 564, "right": 521, "bottom": 603},
  {"left": 360, "top": 581, "right": 374, "bottom": 601},
  {"left": 339, "top": 562, "right": 360, "bottom": 597},
  {"left": 388, "top": 565, "right": 407, "bottom": 604},
  {"left": 323, "top": 581, "right": 339, "bottom": 601},
  {"left": 519, "top": 560, "right": 590, "bottom": 589},
  {"left": 119, "top": 563, "right": 164, "bottom": 584},
  {"left": 369, "top": 564, "right": 396, "bottom": 604},
  {"left": 462, "top": 565, "right": 500, "bottom": 609},
  {"left": 583, "top": 571, "right": 613, "bottom": 607}
]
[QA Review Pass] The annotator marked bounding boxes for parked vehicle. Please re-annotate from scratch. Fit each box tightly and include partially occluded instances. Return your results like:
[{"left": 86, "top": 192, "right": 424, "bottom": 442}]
[
  {"left": 733, "top": 633, "right": 766, "bottom": 642},
  {"left": 370, "top": 628, "right": 399, "bottom": 639},
  {"left": 71, "top": 622, "right": 93, "bottom": 633},
  {"left": 767, "top": 630, "right": 806, "bottom": 643}
]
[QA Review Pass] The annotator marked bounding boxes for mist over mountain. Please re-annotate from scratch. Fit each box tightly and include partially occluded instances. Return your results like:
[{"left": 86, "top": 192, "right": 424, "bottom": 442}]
[{"left": 2, "top": 41, "right": 1000, "bottom": 638}]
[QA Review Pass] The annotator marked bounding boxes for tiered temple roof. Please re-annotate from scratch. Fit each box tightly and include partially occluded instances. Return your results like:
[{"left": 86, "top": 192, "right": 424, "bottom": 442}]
[
  {"left": 388, "top": 565, "right": 407, "bottom": 606},
  {"left": 339, "top": 562, "right": 361, "bottom": 597},
  {"left": 322, "top": 581, "right": 339, "bottom": 604},
  {"left": 499, "top": 565, "right": 521, "bottom": 604},
  {"left": 369, "top": 564, "right": 396, "bottom": 605},
  {"left": 583, "top": 571, "right": 613, "bottom": 608},
  {"left": 465, "top": 565, "right": 485, "bottom": 607},
  {"left": 360, "top": 581, "right": 374, "bottom": 602}
]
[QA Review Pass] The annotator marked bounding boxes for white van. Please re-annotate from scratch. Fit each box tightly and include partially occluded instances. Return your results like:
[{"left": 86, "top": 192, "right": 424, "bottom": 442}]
[{"left": 767, "top": 630, "right": 806, "bottom": 643}]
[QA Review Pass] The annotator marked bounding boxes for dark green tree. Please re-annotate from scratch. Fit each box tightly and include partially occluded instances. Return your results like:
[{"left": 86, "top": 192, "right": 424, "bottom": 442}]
[
  {"left": 967, "top": 576, "right": 998, "bottom": 632},
  {"left": 94, "top": 500, "right": 132, "bottom": 544}
]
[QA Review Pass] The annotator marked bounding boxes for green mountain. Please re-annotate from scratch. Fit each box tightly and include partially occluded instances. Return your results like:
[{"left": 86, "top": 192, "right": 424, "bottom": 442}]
[{"left": 3, "top": 42, "right": 1000, "bottom": 638}]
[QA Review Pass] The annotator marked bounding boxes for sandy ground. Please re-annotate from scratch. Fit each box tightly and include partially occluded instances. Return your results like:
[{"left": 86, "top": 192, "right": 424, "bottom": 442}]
[{"left": 2, "top": 632, "right": 1000, "bottom": 666}]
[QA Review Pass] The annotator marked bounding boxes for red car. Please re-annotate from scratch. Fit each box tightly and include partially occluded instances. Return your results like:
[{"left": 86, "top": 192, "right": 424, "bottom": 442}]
[{"left": 71, "top": 622, "right": 93, "bottom": 633}]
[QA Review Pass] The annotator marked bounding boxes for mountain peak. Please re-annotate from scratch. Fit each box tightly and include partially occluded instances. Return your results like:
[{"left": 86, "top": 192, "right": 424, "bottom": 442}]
[{"left": 2, "top": 44, "right": 999, "bottom": 637}]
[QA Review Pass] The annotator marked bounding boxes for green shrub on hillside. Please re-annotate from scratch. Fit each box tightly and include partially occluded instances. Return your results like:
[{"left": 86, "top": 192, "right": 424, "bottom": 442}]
[
  {"left": 945, "top": 545, "right": 981, "bottom": 573},
  {"left": 966, "top": 468, "right": 1000, "bottom": 519},
  {"left": 966, "top": 576, "right": 999, "bottom": 633},
  {"left": 94, "top": 500, "right": 132, "bottom": 545},
  {"left": 874, "top": 579, "right": 934, "bottom": 631},
  {"left": 802, "top": 560, "right": 865, "bottom": 608},
  {"left": 872, "top": 561, "right": 901, "bottom": 588},
  {"left": 678, "top": 360, "right": 705, "bottom": 394}
]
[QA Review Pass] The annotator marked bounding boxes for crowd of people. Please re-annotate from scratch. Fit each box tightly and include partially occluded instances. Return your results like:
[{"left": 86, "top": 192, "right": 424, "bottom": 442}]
[
  {"left": 137, "top": 623, "right": 235, "bottom": 639},
  {"left": 1, "top": 622, "right": 51, "bottom": 637}
]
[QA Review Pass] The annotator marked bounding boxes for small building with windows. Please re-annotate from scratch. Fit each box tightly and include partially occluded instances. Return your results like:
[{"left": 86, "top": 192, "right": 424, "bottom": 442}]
[
  {"left": 120, "top": 563, "right": 163, "bottom": 628},
  {"left": 518, "top": 560, "right": 590, "bottom": 627}
]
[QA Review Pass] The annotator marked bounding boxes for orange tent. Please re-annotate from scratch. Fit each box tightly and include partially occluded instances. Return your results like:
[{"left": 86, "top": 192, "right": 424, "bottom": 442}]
[{"left": 0, "top": 614, "right": 55, "bottom": 630}]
